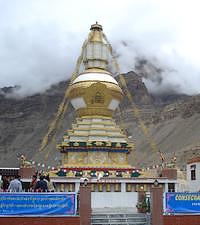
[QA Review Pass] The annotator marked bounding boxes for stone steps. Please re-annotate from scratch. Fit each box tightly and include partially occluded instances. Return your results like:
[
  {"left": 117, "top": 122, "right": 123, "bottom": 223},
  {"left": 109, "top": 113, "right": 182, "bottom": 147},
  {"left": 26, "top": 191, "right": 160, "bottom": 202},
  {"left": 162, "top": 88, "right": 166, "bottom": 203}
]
[{"left": 91, "top": 212, "right": 148, "bottom": 225}]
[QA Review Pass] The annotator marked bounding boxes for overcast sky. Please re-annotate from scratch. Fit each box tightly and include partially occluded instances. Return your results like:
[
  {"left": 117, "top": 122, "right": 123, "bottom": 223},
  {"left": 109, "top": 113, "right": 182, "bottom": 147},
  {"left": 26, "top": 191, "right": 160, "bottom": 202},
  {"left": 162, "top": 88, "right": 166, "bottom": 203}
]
[{"left": 0, "top": 0, "right": 200, "bottom": 96}]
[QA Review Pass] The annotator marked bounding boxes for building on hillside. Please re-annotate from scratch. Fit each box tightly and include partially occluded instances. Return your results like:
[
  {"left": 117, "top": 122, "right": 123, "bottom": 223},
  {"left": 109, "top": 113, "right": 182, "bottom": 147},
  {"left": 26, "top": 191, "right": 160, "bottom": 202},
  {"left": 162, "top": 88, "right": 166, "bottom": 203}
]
[{"left": 187, "top": 156, "right": 200, "bottom": 192}]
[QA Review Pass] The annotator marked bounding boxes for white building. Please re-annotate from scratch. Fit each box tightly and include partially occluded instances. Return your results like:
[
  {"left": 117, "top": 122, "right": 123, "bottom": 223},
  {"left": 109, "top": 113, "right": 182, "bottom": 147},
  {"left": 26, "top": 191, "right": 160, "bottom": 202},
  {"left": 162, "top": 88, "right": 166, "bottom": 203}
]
[{"left": 187, "top": 156, "right": 200, "bottom": 192}]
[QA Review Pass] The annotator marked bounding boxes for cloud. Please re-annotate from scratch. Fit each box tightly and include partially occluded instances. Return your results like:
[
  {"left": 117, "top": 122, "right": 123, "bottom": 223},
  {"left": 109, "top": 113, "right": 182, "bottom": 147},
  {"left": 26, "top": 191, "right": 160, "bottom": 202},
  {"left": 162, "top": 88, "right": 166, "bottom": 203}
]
[{"left": 0, "top": 0, "right": 200, "bottom": 97}]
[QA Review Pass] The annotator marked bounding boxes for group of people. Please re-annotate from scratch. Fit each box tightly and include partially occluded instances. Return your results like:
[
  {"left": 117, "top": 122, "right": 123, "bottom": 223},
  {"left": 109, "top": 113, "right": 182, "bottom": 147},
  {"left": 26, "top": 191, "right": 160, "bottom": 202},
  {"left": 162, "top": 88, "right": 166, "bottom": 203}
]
[
  {"left": 0, "top": 173, "right": 55, "bottom": 192},
  {"left": 30, "top": 174, "right": 55, "bottom": 192},
  {"left": 0, "top": 175, "right": 22, "bottom": 192}
]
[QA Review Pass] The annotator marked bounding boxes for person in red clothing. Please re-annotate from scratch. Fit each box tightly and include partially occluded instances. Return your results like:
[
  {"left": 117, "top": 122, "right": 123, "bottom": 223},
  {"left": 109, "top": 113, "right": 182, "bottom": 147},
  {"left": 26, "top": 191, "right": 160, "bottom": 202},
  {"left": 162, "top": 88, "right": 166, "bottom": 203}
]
[
  {"left": 29, "top": 175, "right": 37, "bottom": 192},
  {"left": 2, "top": 176, "right": 9, "bottom": 192}
]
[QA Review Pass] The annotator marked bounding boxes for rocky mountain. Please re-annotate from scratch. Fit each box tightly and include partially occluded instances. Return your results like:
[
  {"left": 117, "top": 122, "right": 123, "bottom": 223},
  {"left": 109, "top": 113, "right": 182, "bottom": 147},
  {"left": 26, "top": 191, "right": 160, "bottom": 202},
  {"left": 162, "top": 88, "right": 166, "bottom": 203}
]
[{"left": 0, "top": 71, "right": 200, "bottom": 169}]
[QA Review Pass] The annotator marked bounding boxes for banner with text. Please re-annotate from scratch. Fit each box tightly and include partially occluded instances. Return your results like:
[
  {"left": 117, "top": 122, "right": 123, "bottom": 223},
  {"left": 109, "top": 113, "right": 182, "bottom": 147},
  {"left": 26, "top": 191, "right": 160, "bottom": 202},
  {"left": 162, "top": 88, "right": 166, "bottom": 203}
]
[
  {"left": 165, "top": 192, "right": 200, "bottom": 214},
  {"left": 0, "top": 193, "right": 76, "bottom": 216}
]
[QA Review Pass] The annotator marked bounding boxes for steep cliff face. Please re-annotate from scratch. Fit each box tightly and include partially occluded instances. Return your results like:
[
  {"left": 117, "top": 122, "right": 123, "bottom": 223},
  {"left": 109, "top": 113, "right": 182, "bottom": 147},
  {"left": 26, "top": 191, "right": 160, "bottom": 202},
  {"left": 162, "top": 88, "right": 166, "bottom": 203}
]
[
  {"left": 0, "top": 81, "right": 74, "bottom": 167},
  {"left": 0, "top": 72, "right": 200, "bottom": 168}
]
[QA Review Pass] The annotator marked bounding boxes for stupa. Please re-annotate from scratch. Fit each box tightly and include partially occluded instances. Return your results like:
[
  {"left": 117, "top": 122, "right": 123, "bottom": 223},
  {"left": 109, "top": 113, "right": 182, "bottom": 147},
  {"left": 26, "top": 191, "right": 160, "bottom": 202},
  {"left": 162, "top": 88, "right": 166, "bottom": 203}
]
[
  {"left": 56, "top": 23, "right": 134, "bottom": 177},
  {"left": 17, "top": 23, "right": 177, "bottom": 207}
]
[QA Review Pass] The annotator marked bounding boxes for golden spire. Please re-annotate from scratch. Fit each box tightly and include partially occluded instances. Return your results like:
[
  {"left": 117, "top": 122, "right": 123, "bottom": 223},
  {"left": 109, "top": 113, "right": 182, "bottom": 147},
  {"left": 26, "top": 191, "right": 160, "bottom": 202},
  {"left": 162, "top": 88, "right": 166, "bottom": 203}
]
[
  {"left": 83, "top": 22, "right": 109, "bottom": 70},
  {"left": 89, "top": 22, "right": 103, "bottom": 42}
]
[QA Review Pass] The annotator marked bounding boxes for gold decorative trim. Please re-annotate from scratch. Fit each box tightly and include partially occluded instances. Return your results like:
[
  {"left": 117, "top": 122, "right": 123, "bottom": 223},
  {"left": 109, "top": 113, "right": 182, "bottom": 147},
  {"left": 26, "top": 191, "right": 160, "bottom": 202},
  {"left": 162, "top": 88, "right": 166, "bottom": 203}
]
[
  {"left": 82, "top": 68, "right": 111, "bottom": 74},
  {"left": 71, "top": 127, "right": 122, "bottom": 132},
  {"left": 62, "top": 163, "right": 132, "bottom": 168},
  {"left": 74, "top": 120, "right": 116, "bottom": 125},
  {"left": 67, "top": 133, "right": 126, "bottom": 138},
  {"left": 76, "top": 107, "right": 114, "bottom": 117},
  {"left": 68, "top": 81, "right": 123, "bottom": 99},
  {"left": 78, "top": 115, "right": 113, "bottom": 119}
]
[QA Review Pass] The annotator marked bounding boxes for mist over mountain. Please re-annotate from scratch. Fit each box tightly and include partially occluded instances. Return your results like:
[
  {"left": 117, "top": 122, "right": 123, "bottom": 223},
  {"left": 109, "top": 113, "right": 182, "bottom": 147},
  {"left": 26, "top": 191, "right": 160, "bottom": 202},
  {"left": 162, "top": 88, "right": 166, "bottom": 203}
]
[
  {"left": 1, "top": 1, "right": 200, "bottom": 97},
  {"left": 1, "top": 1, "right": 200, "bottom": 169},
  {"left": 0, "top": 72, "right": 200, "bottom": 169}
]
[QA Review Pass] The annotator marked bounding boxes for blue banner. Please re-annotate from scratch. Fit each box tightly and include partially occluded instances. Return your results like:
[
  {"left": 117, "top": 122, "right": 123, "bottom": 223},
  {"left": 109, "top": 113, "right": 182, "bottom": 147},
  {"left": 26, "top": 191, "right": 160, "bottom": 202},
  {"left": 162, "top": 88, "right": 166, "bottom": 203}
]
[
  {"left": 0, "top": 193, "right": 76, "bottom": 216},
  {"left": 165, "top": 192, "right": 200, "bottom": 214}
]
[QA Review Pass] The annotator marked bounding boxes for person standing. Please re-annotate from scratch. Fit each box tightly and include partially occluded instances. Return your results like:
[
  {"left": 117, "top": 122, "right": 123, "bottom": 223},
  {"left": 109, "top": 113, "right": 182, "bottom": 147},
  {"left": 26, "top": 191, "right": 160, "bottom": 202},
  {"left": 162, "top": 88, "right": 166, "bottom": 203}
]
[
  {"left": 34, "top": 175, "right": 48, "bottom": 192},
  {"left": 2, "top": 176, "right": 10, "bottom": 192},
  {"left": 29, "top": 175, "right": 37, "bottom": 192},
  {"left": 8, "top": 175, "right": 22, "bottom": 192},
  {"left": 45, "top": 174, "right": 55, "bottom": 192},
  {"left": 0, "top": 175, "right": 3, "bottom": 192}
]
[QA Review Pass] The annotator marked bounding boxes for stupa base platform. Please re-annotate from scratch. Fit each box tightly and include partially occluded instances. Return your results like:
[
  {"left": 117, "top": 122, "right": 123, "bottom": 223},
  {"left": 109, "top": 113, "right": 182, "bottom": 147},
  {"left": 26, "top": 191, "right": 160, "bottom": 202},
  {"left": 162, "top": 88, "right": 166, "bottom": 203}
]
[
  {"left": 50, "top": 165, "right": 141, "bottom": 179},
  {"left": 60, "top": 166, "right": 135, "bottom": 171}
]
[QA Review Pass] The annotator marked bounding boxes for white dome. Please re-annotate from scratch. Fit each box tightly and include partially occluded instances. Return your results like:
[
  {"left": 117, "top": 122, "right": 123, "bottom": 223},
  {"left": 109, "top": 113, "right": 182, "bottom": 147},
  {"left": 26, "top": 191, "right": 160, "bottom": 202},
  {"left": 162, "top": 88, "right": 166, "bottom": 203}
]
[{"left": 72, "top": 72, "right": 118, "bottom": 85}]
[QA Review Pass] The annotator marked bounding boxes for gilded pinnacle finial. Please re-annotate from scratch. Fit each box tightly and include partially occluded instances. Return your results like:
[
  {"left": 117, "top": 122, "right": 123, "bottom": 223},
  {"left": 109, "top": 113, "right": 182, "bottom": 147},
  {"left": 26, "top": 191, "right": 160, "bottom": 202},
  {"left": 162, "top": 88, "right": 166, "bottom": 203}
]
[
  {"left": 82, "top": 22, "right": 108, "bottom": 69},
  {"left": 90, "top": 22, "right": 103, "bottom": 31}
]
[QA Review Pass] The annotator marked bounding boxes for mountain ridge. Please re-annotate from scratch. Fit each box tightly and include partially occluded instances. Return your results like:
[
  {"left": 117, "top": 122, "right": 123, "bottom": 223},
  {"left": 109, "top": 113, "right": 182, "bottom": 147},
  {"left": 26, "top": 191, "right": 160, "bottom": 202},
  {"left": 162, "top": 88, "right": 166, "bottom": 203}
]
[{"left": 0, "top": 71, "right": 200, "bottom": 169}]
